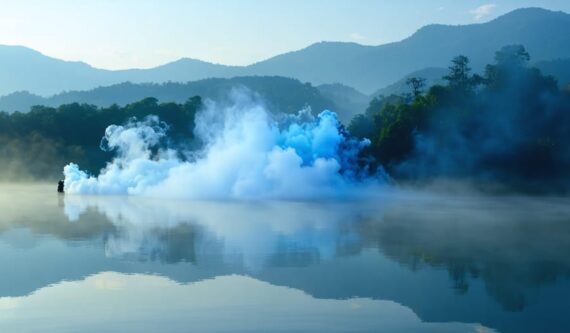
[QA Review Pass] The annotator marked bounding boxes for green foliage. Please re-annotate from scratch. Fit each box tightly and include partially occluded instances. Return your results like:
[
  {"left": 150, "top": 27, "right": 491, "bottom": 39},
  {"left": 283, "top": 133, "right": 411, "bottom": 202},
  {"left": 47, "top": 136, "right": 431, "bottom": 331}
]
[
  {"left": 2, "top": 44, "right": 570, "bottom": 192},
  {"left": 0, "top": 96, "right": 202, "bottom": 180},
  {"left": 348, "top": 46, "right": 570, "bottom": 191},
  {"left": 349, "top": 94, "right": 430, "bottom": 167},
  {"left": 443, "top": 56, "right": 471, "bottom": 88}
]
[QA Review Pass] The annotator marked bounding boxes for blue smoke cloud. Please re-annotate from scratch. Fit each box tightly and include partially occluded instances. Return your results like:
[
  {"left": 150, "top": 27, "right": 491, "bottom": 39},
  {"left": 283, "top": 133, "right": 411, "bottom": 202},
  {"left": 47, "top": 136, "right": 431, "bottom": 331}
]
[{"left": 64, "top": 90, "right": 382, "bottom": 199}]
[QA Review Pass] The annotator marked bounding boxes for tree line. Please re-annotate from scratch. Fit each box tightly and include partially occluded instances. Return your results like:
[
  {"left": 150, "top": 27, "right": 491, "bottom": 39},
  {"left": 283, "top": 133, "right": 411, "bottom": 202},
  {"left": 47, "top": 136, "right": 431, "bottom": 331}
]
[
  {"left": 349, "top": 45, "right": 570, "bottom": 192},
  {"left": 1, "top": 44, "right": 569, "bottom": 192},
  {"left": 0, "top": 96, "right": 201, "bottom": 179}
]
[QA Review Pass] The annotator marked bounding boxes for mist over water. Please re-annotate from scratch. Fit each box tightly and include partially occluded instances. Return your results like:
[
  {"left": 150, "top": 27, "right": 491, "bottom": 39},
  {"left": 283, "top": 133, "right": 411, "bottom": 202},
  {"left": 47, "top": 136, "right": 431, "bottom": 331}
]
[
  {"left": 63, "top": 90, "right": 383, "bottom": 200},
  {"left": 0, "top": 184, "right": 569, "bottom": 333},
  {"left": 62, "top": 194, "right": 371, "bottom": 269}
]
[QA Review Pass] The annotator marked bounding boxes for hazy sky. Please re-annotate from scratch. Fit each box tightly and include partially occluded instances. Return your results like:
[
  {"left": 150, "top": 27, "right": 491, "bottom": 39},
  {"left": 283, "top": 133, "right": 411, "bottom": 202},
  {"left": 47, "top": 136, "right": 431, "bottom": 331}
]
[{"left": 0, "top": 0, "right": 569, "bottom": 69}]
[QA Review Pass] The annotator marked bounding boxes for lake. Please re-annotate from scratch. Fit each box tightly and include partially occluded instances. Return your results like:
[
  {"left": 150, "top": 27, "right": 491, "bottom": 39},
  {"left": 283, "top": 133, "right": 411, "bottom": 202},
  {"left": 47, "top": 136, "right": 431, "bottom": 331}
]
[{"left": 0, "top": 184, "right": 568, "bottom": 333}]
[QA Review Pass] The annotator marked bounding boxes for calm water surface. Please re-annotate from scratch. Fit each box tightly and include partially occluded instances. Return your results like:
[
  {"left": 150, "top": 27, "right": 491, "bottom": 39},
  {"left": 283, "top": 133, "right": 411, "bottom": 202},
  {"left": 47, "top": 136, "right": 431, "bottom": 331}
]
[{"left": 0, "top": 184, "right": 568, "bottom": 333}]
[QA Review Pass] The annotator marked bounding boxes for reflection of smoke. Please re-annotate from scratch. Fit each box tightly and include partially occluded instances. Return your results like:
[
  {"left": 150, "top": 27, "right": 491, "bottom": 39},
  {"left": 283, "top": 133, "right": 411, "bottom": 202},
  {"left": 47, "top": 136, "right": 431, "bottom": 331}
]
[
  {"left": 64, "top": 90, "right": 383, "bottom": 199},
  {"left": 64, "top": 195, "right": 208, "bottom": 263},
  {"left": 63, "top": 195, "right": 368, "bottom": 270}
]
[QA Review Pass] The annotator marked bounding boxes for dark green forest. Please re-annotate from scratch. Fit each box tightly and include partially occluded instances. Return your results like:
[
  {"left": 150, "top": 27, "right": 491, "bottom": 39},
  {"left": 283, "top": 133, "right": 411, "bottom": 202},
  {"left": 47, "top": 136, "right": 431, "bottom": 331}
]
[
  {"left": 350, "top": 45, "right": 570, "bottom": 192},
  {"left": 0, "top": 96, "right": 201, "bottom": 179},
  {"left": 1, "top": 45, "right": 569, "bottom": 192}
]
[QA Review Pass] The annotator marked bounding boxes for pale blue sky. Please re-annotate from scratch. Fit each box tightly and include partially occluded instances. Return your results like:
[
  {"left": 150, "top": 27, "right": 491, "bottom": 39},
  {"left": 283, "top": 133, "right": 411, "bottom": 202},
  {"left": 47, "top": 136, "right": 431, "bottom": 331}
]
[{"left": 0, "top": 0, "right": 568, "bottom": 69}]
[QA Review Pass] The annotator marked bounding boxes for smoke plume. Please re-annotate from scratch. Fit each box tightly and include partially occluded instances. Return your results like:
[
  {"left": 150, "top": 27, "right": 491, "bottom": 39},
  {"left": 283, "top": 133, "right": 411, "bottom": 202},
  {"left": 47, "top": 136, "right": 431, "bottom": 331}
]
[{"left": 64, "top": 90, "right": 382, "bottom": 199}]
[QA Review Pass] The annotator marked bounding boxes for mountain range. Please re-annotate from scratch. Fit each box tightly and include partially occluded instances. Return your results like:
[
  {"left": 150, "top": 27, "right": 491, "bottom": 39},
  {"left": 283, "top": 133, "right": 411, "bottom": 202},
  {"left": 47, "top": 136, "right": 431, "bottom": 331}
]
[
  {"left": 0, "top": 77, "right": 367, "bottom": 125},
  {"left": 371, "top": 58, "right": 570, "bottom": 97},
  {"left": 1, "top": 7, "right": 570, "bottom": 98}
]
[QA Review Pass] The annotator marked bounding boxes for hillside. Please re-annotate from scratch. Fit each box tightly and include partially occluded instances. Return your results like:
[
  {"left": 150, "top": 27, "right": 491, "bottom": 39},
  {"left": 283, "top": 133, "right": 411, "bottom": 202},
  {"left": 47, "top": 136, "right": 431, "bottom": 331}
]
[
  {"left": 373, "top": 59, "right": 570, "bottom": 98},
  {"left": 1, "top": 8, "right": 569, "bottom": 96},
  {"left": 535, "top": 58, "right": 570, "bottom": 87},
  {"left": 316, "top": 83, "right": 369, "bottom": 123},
  {"left": 0, "top": 76, "right": 360, "bottom": 124},
  {"left": 372, "top": 68, "right": 447, "bottom": 97}
]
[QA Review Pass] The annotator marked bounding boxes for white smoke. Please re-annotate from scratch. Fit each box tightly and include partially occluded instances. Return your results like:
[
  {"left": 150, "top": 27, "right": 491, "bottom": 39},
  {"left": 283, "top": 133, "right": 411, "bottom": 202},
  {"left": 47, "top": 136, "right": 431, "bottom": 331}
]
[
  {"left": 64, "top": 90, "right": 383, "bottom": 200},
  {"left": 62, "top": 195, "right": 371, "bottom": 270}
]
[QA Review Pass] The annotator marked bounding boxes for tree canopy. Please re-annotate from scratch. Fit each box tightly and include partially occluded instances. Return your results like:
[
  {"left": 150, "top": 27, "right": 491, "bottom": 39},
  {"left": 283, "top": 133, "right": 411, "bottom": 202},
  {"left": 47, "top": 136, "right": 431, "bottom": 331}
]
[
  {"left": 0, "top": 96, "right": 201, "bottom": 180},
  {"left": 349, "top": 45, "right": 570, "bottom": 192}
]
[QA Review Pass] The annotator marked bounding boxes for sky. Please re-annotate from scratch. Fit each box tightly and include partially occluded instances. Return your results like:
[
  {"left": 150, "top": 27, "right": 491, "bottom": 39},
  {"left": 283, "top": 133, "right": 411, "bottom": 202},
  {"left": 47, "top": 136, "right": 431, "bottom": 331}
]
[{"left": 0, "top": 0, "right": 569, "bottom": 70}]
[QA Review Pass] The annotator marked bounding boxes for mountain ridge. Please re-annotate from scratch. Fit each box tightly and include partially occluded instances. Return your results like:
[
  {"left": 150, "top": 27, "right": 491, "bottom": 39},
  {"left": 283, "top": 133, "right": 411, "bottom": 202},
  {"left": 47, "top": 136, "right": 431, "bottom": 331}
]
[
  {"left": 1, "top": 7, "right": 569, "bottom": 96},
  {"left": 0, "top": 76, "right": 365, "bottom": 124}
]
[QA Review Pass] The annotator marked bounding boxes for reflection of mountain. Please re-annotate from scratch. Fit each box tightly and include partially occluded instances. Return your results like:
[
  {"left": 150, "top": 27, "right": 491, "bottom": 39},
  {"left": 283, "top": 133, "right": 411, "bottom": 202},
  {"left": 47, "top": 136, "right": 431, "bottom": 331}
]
[
  {"left": 0, "top": 272, "right": 492, "bottom": 333},
  {"left": 0, "top": 185, "right": 569, "bottom": 333}
]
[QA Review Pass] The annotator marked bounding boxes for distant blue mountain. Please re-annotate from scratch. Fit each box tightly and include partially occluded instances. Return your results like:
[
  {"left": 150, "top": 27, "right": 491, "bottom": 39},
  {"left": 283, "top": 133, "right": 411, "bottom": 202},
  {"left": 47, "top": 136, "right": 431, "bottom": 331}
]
[
  {"left": 0, "top": 7, "right": 569, "bottom": 96},
  {"left": 0, "top": 76, "right": 365, "bottom": 124},
  {"left": 372, "top": 68, "right": 448, "bottom": 98},
  {"left": 535, "top": 58, "right": 570, "bottom": 88},
  {"left": 373, "top": 58, "right": 570, "bottom": 98}
]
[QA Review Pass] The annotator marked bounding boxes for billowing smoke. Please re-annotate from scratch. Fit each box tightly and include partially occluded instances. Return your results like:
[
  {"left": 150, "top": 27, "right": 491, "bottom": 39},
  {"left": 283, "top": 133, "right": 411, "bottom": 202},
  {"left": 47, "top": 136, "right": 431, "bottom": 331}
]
[{"left": 64, "top": 90, "right": 382, "bottom": 199}]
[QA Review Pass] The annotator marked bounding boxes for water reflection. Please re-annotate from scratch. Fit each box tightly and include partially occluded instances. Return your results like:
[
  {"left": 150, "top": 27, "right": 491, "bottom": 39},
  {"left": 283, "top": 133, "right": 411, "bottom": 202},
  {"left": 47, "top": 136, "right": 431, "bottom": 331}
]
[
  {"left": 361, "top": 195, "right": 570, "bottom": 308},
  {"left": 63, "top": 194, "right": 368, "bottom": 269},
  {"left": 0, "top": 272, "right": 494, "bottom": 333},
  {"left": 0, "top": 184, "right": 569, "bottom": 333}
]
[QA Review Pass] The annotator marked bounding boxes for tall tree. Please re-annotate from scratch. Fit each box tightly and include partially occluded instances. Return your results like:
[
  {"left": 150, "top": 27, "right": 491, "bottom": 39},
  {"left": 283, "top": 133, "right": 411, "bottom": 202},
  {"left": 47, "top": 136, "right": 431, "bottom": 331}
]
[
  {"left": 406, "top": 77, "right": 426, "bottom": 98},
  {"left": 485, "top": 45, "right": 532, "bottom": 87},
  {"left": 443, "top": 55, "right": 472, "bottom": 89},
  {"left": 494, "top": 45, "right": 530, "bottom": 67}
]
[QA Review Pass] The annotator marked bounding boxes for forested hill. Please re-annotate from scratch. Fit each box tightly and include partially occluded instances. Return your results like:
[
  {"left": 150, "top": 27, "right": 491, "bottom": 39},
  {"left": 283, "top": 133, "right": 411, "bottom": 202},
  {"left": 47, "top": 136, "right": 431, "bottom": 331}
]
[
  {"left": 0, "top": 97, "right": 202, "bottom": 180},
  {"left": 349, "top": 45, "right": 570, "bottom": 193},
  {"left": 1, "top": 45, "right": 570, "bottom": 193},
  {"left": 372, "top": 59, "right": 570, "bottom": 98},
  {"left": 0, "top": 76, "right": 363, "bottom": 125}
]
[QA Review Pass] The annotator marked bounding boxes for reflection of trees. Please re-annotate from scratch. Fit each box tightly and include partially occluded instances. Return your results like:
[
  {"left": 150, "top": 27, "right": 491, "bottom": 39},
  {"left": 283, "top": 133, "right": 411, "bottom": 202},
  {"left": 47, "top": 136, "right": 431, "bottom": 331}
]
[
  {"left": 109, "top": 224, "right": 201, "bottom": 264},
  {"left": 2, "top": 186, "right": 570, "bottom": 314},
  {"left": 0, "top": 186, "right": 117, "bottom": 240},
  {"left": 362, "top": 199, "right": 570, "bottom": 311},
  {"left": 0, "top": 186, "right": 203, "bottom": 264}
]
